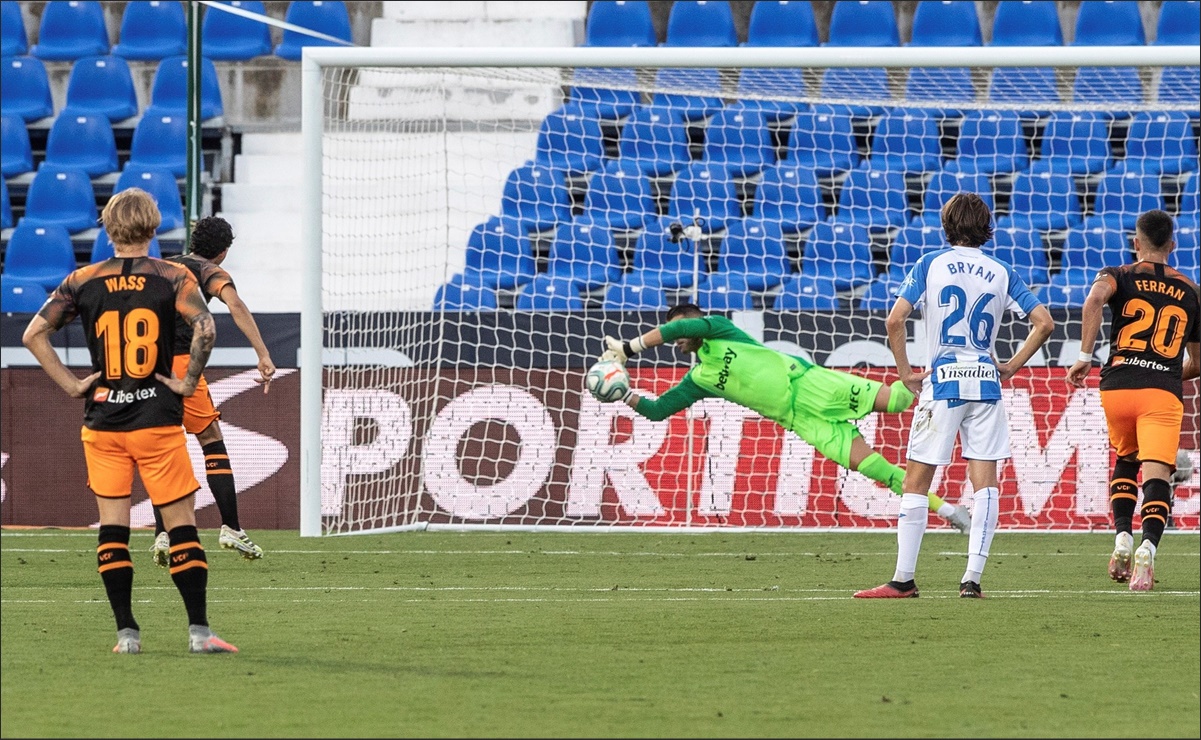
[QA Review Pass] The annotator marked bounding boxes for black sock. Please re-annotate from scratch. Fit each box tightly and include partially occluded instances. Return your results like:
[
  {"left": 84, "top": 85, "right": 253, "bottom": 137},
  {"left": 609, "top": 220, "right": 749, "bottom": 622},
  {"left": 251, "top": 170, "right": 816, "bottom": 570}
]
[
  {"left": 1140, "top": 478, "right": 1171, "bottom": 548},
  {"left": 167, "top": 525, "right": 208, "bottom": 627},
  {"left": 98, "top": 525, "right": 139, "bottom": 632},
  {"left": 1110, "top": 459, "right": 1140, "bottom": 534},
  {"left": 202, "top": 440, "right": 240, "bottom": 531},
  {"left": 152, "top": 506, "right": 165, "bottom": 537}
]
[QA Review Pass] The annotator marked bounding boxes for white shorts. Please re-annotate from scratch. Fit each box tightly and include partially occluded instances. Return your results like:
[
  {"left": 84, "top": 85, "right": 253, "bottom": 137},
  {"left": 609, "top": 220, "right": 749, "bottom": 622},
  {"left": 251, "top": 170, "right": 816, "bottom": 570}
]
[{"left": 906, "top": 398, "right": 1011, "bottom": 466}]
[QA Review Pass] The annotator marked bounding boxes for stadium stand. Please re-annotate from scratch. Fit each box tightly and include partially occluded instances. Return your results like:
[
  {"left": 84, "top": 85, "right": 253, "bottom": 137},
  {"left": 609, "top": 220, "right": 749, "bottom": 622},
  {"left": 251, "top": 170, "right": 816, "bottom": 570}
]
[
  {"left": 202, "top": 0, "right": 274, "bottom": 60},
  {"left": 744, "top": 1, "right": 819, "bottom": 47},
  {"left": 989, "top": 0, "right": 1063, "bottom": 45},
  {"left": 63, "top": 55, "right": 138, "bottom": 122},
  {"left": 545, "top": 221, "right": 622, "bottom": 291},
  {"left": 751, "top": 164, "right": 825, "bottom": 235},
  {"left": 988, "top": 66, "right": 1061, "bottom": 119},
  {"left": 113, "top": 165, "right": 185, "bottom": 233},
  {"left": 1082, "top": 167, "right": 1164, "bottom": 231},
  {"left": 602, "top": 282, "right": 669, "bottom": 311},
  {"left": 1158, "top": 67, "right": 1201, "bottom": 119},
  {"left": 90, "top": 229, "right": 163, "bottom": 262},
  {"left": 1, "top": 113, "right": 34, "bottom": 177},
  {"left": 1122, "top": 110, "right": 1198, "bottom": 176},
  {"left": 801, "top": 221, "right": 874, "bottom": 291},
  {"left": 42, "top": 109, "right": 118, "bottom": 177},
  {"left": 514, "top": 274, "right": 586, "bottom": 312},
  {"left": 1072, "top": 66, "right": 1144, "bottom": 111},
  {"left": 127, "top": 109, "right": 188, "bottom": 178},
  {"left": 1030, "top": 111, "right": 1111, "bottom": 176},
  {"left": 696, "top": 272, "right": 755, "bottom": 310},
  {"left": 1154, "top": 0, "right": 1199, "bottom": 45},
  {"left": 663, "top": 0, "right": 738, "bottom": 47},
  {"left": 499, "top": 162, "right": 572, "bottom": 233},
  {"left": 831, "top": 165, "right": 911, "bottom": 231},
  {"left": 990, "top": 224, "right": 1050, "bottom": 288},
  {"left": 2, "top": 55, "right": 55, "bottom": 122},
  {"left": 785, "top": 106, "right": 859, "bottom": 179},
  {"left": 1, "top": 0, "right": 28, "bottom": 56},
  {"left": 1, "top": 177, "right": 11, "bottom": 229},
  {"left": 866, "top": 110, "right": 943, "bottom": 175},
  {"left": 275, "top": 0, "right": 354, "bottom": 61},
  {"left": 914, "top": 170, "right": 995, "bottom": 227},
  {"left": 732, "top": 68, "right": 808, "bottom": 121},
  {"left": 30, "top": 0, "right": 109, "bottom": 61},
  {"left": 623, "top": 217, "right": 699, "bottom": 291},
  {"left": 434, "top": 272, "right": 500, "bottom": 312},
  {"left": 1071, "top": 0, "right": 1146, "bottom": 45},
  {"left": 19, "top": 166, "right": 98, "bottom": 233},
  {"left": 907, "top": 0, "right": 982, "bottom": 46},
  {"left": 112, "top": 0, "right": 188, "bottom": 60},
  {"left": 579, "top": 159, "right": 656, "bottom": 233},
  {"left": 617, "top": 105, "right": 692, "bottom": 177},
  {"left": 773, "top": 274, "right": 842, "bottom": 310},
  {"left": 1172, "top": 226, "right": 1199, "bottom": 282},
  {"left": 0, "top": 275, "right": 48, "bottom": 312},
  {"left": 701, "top": 108, "right": 776, "bottom": 178},
  {"left": 583, "top": 1, "right": 657, "bottom": 47},
  {"left": 534, "top": 103, "right": 606, "bottom": 177},
  {"left": 150, "top": 55, "right": 225, "bottom": 121},
  {"left": 650, "top": 67, "right": 725, "bottom": 121},
  {"left": 666, "top": 162, "right": 742, "bottom": 232},
  {"left": 825, "top": 0, "right": 899, "bottom": 46},
  {"left": 996, "top": 170, "right": 1082, "bottom": 233},
  {"left": 945, "top": 109, "right": 1029, "bottom": 176},
  {"left": 462, "top": 215, "right": 537, "bottom": 291},
  {"left": 820, "top": 67, "right": 891, "bottom": 118},
  {"left": 857, "top": 221, "right": 943, "bottom": 308},
  {"left": 712, "top": 217, "right": 790, "bottom": 291},
  {"left": 568, "top": 67, "right": 642, "bottom": 120},
  {"left": 2, "top": 221, "right": 78, "bottom": 289},
  {"left": 1179, "top": 172, "right": 1200, "bottom": 231}
]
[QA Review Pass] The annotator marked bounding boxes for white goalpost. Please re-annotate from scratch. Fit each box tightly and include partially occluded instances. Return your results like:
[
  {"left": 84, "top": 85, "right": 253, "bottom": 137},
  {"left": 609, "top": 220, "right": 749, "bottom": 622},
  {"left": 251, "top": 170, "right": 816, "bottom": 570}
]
[{"left": 299, "top": 44, "right": 1199, "bottom": 537}]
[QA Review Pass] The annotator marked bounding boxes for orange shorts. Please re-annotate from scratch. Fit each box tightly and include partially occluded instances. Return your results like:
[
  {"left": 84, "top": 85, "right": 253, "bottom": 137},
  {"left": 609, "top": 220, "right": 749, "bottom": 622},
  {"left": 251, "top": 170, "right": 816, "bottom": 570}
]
[
  {"left": 81, "top": 425, "right": 200, "bottom": 506},
  {"left": 172, "top": 354, "right": 221, "bottom": 435},
  {"left": 1099, "top": 388, "right": 1184, "bottom": 466}
]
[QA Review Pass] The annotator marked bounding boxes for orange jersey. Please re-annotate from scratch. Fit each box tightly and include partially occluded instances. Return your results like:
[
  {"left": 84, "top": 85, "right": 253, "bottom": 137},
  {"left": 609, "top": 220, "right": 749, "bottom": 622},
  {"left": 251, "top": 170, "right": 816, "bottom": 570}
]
[
  {"left": 1096, "top": 261, "right": 1200, "bottom": 399},
  {"left": 166, "top": 254, "right": 234, "bottom": 355},
  {"left": 38, "top": 257, "right": 210, "bottom": 431}
]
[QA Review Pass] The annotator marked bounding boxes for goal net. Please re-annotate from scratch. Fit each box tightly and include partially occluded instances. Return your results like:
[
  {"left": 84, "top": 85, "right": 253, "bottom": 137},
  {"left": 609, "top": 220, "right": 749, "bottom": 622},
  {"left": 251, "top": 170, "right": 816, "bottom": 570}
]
[{"left": 299, "top": 46, "right": 1200, "bottom": 536}]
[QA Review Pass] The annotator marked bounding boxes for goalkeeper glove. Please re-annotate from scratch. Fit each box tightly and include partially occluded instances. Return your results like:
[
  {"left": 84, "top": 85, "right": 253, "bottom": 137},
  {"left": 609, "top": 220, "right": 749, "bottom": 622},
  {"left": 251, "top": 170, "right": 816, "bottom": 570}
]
[{"left": 599, "top": 335, "right": 646, "bottom": 366}]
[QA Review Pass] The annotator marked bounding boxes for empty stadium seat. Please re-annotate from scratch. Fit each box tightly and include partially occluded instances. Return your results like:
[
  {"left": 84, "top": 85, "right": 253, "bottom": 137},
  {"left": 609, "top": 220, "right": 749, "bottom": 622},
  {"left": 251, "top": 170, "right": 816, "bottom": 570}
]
[
  {"left": 625, "top": 217, "right": 698, "bottom": 290},
  {"left": 1, "top": 113, "right": 33, "bottom": 177},
  {"left": 867, "top": 109, "right": 942, "bottom": 175},
  {"left": 696, "top": 272, "right": 755, "bottom": 311},
  {"left": 533, "top": 104, "right": 606, "bottom": 177},
  {"left": 996, "top": 170, "right": 1081, "bottom": 233},
  {"left": 666, "top": 163, "right": 742, "bottom": 232},
  {"left": 0, "top": 276, "right": 49, "bottom": 312},
  {"left": 990, "top": 224, "right": 1049, "bottom": 287},
  {"left": 463, "top": 215, "right": 536, "bottom": 291},
  {"left": 1154, "top": 0, "right": 1200, "bottom": 45},
  {"left": 733, "top": 68, "right": 807, "bottom": 122},
  {"left": 702, "top": 108, "right": 775, "bottom": 178},
  {"left": 90, "top": 229, "right": 163, "bottom": 262},
  {"left": 127, "top": 107, "right": 188, "bottom": 177},
  {"left": 887, "top": 222, "right": 943, "bottom": 278},
  {"left": 2, "top": 222, "right": 78, "bottom": 290},
  {"left": 275, "top": 1, "right": 353, "bottom": 60},
  {"left": 713, "top": 217, "right": 790, "bottom": 291},
  {"left": 820, "top": 67, "right": 891, "bottom": 118},
  {"left": 114, "top": 165, "right": 184, "bottom": 232},
  {"left": 914, "top": 170, "right": 994, "bottom": 227},
  {"left": 1082, "top": 167, "right": 1164, "bottom": 232},
  {"left": 585, "top": 0, "right": 656, "bottom": 46},
  {"left": 433, "top": 273, "right": 499, "bottom": 311},
  {"left": 2, "top": 56, "right": 54, "bottom": 121},
  {"left": 1036, "top": 281, "right": 1090, "bottom": 308},
  {"left": 831, "top": 165, "right": 910, "bottom": 231},
  {"left": 1122, "top": 110, "right": 1198, "bottom": 176},
  {"left": 1, "top": 1, "right": 28, "bottom": 56},
  {"left": 499, "top": 162, "right": 571, "bottom": 233},
  {"left": 650, "top": 67, "right": 724, "bottom": 121},
  {"left": 1030, "top": 111, "right": 1111, "bottom": 176},
  {"left": 20, "top": 166, "right": 98, "bottom": 232},
  {"left": 1, "top": 177, "right": 11, "bottom": 229},
  {"left": 773, "top": 274, "right": 842, "bottom": 310},
  {"left": 514, "top": 274, "right": 585, "bottom": 312},
  {"left": 908, "top": 1, "right": 982, "bottom": 46},
  {"left": 112, "top": 0, "right": 187, "bottom": 60},
  {"left": 1171, "top": 226, "right": 1199, "bottom": 282},
  {"left": 826, "top": 1, "right": 900, "bottom": 46},
  {"left": 663, "top": 1, "right": 738, "bottom": 47},
  {"left": 945, "top": 109, "right": 1028, "bottom": 176},
  {"left": 1158, "top": 67, "right": 1200, "bottom": 119},
  {"left": 744, "top": 1, "right": 819, "bottom": 47},
  {"left": 30, "top": 0, "right": 109, "bottom": 61},
  {"left": 580, "top": 159, "right": 655, "bottom": 233},
  {"left": 801, "top": 221, "right": 875, "bottom": 291},
  {"left": 752, "top": 164, "right": 825, "bottom": 234},
  {"left": 987, "top": 67, "right": 1060, "bottom": 117},
  {"left": 1073, "top": 67, "right": 1144, "bottom": 110},
  {"left": 1178, "top": 172, "right": 1200, "bottom": 232},
  {"left": 856, "top": 273, "right": 902, "bottom": 310},
  {"left": 989, "top": 0, "right": 1062, "bottom": 45},
  {"left": 602, "top": 282, "right": 668, "bottom": 310},
  {"left": 1060, "top": 224, "right": 1133, "bottom": 275},
  {"left": 202, "top": 0, "right": 273, "bottom": 60},
  {"left": 785, "top": 106, "right": 859, "bottom": 178},
  {"left": 568, "top": 67, "right": 642, "bottom": 121},
  {"left": 1072, "top": 0, "right": 1146, "bottom": 45},
  {"left": 545, "top": 221, "right": 622, "bottom": 291},
  {"left": 150, "top": 55, "right": 224, "bottom": 121},
  {"left": 617, "top": 105, "right": 691, "bottom": 177},
  {"left": 905, "top": 67, "right": 976, "bottom": 115},
  {"left": 64, "top": 55, "right": 138, "bottom": 121},
  {"left": 43, "top": 110, "right": 118, "bottom": 177}
]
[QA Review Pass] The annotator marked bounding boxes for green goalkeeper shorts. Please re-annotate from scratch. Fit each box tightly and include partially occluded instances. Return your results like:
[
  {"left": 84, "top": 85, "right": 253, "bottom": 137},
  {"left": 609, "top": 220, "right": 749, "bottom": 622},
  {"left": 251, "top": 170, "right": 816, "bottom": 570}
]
[{"left": 786, "top": 366, "right": 884, "bottom": 468}]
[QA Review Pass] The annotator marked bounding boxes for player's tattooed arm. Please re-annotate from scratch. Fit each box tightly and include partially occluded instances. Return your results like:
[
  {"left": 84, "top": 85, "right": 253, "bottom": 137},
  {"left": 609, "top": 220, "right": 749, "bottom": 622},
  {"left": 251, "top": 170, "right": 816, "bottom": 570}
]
[{"left": 158, "top": 282, "right": 215, "bottom": 397}]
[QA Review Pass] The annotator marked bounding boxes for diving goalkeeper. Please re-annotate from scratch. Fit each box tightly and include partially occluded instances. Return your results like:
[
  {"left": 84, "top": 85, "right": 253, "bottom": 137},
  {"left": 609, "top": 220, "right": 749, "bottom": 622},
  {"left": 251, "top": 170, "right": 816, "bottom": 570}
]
[{"left": 597, "top": 303, "right": 970, "bottom": 531}]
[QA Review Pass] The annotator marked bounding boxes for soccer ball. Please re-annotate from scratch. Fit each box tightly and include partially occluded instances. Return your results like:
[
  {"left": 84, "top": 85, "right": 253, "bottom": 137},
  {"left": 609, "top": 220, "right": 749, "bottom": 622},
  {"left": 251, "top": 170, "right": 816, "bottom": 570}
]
[{"left": 585, "top": 359, "right": 630, "bottom": 402}]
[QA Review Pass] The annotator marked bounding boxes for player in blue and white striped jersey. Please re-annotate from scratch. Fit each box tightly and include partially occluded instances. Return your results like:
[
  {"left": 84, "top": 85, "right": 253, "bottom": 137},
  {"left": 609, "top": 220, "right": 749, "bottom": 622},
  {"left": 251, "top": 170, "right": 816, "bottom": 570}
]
[{"left": 856, "top": 193, "right": 1054, "bottom": 599}]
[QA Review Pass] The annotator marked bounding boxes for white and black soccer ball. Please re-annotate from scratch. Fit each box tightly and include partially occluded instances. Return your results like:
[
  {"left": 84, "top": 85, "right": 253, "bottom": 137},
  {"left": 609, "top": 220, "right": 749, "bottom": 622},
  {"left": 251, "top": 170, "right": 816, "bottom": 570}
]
[{"left": 584, "top": 359, "right": 630, "bottom": 402}]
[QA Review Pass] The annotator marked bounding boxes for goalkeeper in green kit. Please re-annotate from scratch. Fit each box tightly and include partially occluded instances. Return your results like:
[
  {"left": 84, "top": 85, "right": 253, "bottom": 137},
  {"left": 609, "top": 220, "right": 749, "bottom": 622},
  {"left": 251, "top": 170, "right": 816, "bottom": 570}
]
[{"left": 597, "top": 303, "right": 971, "bottom": 531}]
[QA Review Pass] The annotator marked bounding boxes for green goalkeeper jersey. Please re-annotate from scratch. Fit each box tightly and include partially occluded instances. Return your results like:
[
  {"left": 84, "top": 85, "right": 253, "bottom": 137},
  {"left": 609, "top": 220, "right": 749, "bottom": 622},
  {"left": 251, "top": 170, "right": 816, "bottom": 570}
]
[{"left": 631, "top": 316, "right": 814, "bottom": 424}]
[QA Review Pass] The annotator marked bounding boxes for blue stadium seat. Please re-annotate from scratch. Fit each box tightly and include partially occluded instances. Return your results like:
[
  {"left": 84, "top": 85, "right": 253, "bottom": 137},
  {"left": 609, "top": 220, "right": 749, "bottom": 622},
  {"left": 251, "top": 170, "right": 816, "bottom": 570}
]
[
  {"left": 666, "top": 163, "right": 741, "bottom": 232},
  {"left": 990, "top": 224, "right": 1049, "bottom": 287},
  {"left": 702, "top": 108, "right": 775, "bottom": 178},
  {"left": 463, "top": 215, "right": 536, "bottom": 291},
  {"left": 0, "top": 276, "right": 50, "bottom": 312},
  {"left": 887, "top": 222, "right": 943, "bottom": 280},
  {"left": 127, "top": 107, "right": 187, "bottom": 177},
  {"left": 43, "top": 109, "right": 118, "bottom": 177},
  {"left": 584, "top": 1, "right": 656, "bottom": 47},
  {"left": 733, "top": 68, "right": 808, "bottom": 122},
  {"left": 580, "top": 159, "right": 655, "bottom": 233},
  {"left": 569, "top": 67, "right": 642, "bottom": 120},
  {"left": 1072, "top": 0, "right": 1145, "bottom": 45},
  {"left": 908, "top": 1, "right": 982, "bottom": 46},
  {"left": 752, "top": 164, "right": 825, "bottom": 234},
  {"left": 650, "top": 67, "right": 724, "bottom": 122},
  {"left": 1, "top": 56, "right": 54, "bottom": 121},
  {"left": 744, "top": 1, "right": 819, "bottom": 47},
  {"left": 856, "top": 272, "right": 903, "bottom": 310},
  {"left": 1073, "top": 67, "right": 1144, "bottom": 111},
  {"left": 533, "top": 103, "right": 606, "bottom": 177},
  {"left": 514, "top": 274, "right": 585, "bottom": 312},
  {"left": 112, "top": 0, "right": 187, "bottom": 60},
  {"left": 203, "top": 0, "right": 273, "bottom": 60},
  {"left": 867, "top": 109, "right": 942, "bottom": 175},
  {"left": 626, "top": 217, "right": 699, "bottom": 290},
  {"left": 91, "top": 229, "right": 163, "bottom": 262},
  {"left": 801, "top": 220, "right": 874, "bottom": 291},
  {"left": 617, "top": 105, "right": 691, "bottom": 177},
  {"left": 1059, "top": 224, "right": 1132, "bottom": 276},
  {"left": 785, "top": 106, "right": 859, "bottom": 178},
  {"left": 1030, "top": 111, "right": 1111, "bottom": 176},
  {"left": 945, "top": 109, "right": 1028, "bottom": 176},
  {"left": 996, "top": 171, "right": 1081, "bottom": 233},
  {"left": 500, "top": 162, "right": 571, "bottom": 233},
  {"left": 1, "top": 1, "right": 28, "bottom": 56},
  {"left": 1155, "top": 0, "right": 1200, "bottom": 45},
  {"left": 602, "top": 282, "right": 668, "bottom": 311},
  {"left": 826, "top": 1, "right": 899, "bottom": 46},
  {"left": 987, "top": 67, "right": 1060, "bottom": 118},
  {"left": 30, "top": 0, "right": 109, "bottom": 61},
  {"left": 831, "top": 165, "right": 910, "bottom": 231},
  {"left": 2, "top": 222, "right": 77, "bottom": 290},
  {"left": 696, "top": 273, "right": 755, "bottom": 311},
  {"left": 114, "top": 165, "right": 184, "bottom": 233},
  {"left": 663, "top": 1, "right": 738, "bottom": 47},
  {"left": 1171, "top": 226, "right": 1199, "bottom": 283},
  {"left": 1178, "top": 172, "right": 1200, "bottom": 232},
  {"left": 820, "top": 67, "right": 891, "bottom": 118},
  {"left": 713, "top": 217, "right": 790, "bottom": 291},
  {"left": 1082, "top": 167, "right": 1163, "bottom": 232},
  {"left": 150, "top": 55, "right": 224, "bottom": 120},
  {"left": 773, "top": 274, "right": 842, "bottom": 310},
  {"left": 1123, "top": 110, "right": 1198, "bottom": 176},
  {"left": 904, "top": 67, "right": 976, "bottom": 116},
  {"left": 64, "top": 55, "right": 138, "bottom": 121},
  {"left": 434, "top": 273, "right": 499, "bottom": 312},
  {"left": 914, "top": 170, "right": 994, "bottom": 227},
  {"left": 1, "top": 176, "right": 11, "bottom": 229},
  {"left": 275, "top": 1, "right": 353, "bottom": 61},
  {"left": 545, "top": 221, "right": 622, "bottom": 291},
  {"left": 1036, "top": 280, "right": 1090, "bottom": 309},
  {"left": 1158, "top": 67, "right": 1200, "bottom": 120},
  {"left": 1, "top": 114, "right": 33, "bottom": 177},
  {"left": 989, "top": 0, "right": 1062, "bottom": 45},
  {"left": 21, "top": 166, "right": 98, "bottom": 232}
]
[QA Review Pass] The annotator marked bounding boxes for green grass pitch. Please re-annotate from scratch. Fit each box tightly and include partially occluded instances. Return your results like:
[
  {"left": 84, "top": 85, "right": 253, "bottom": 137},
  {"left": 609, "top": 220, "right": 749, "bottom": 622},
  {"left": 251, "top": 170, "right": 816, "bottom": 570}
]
[{"left": 2, "top": 529, "right": 1198, "bottom": 738}]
